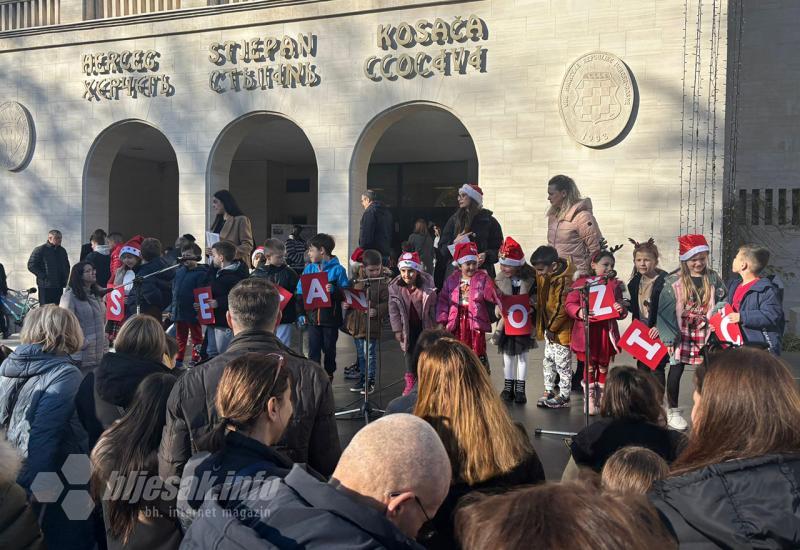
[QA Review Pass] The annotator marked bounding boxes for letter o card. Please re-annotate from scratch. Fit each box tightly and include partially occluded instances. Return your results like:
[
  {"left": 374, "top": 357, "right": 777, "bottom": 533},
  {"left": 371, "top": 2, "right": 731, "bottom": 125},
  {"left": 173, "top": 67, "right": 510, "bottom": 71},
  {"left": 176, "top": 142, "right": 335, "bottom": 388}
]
[
  {"left": 276, "top": 285, "right": 294, "bottom": 312},
  {"left": 501, "top": 295, "right": 532, "bottom": 336},
  {"left": 710, "top": 305, "right": 743, "bottom": 346},
  {"left": 619, "top": 319, "right": 668, "bottom": 370},
  {"left": 301, "top": 272, "right": 331, "bottom": 310},
  {"left": 194, "top": 287, "right": 216, "bottom": 325},
  {"left": 106, "top": 287, "right": 125, "bottom": 322}
]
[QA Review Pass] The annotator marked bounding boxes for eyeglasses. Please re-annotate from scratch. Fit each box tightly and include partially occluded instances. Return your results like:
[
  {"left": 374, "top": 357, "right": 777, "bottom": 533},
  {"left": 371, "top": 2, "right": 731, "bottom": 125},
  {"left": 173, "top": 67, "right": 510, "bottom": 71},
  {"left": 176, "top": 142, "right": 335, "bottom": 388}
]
[{"left": 388, "top": 492, "right": 431, "bottom": 523}]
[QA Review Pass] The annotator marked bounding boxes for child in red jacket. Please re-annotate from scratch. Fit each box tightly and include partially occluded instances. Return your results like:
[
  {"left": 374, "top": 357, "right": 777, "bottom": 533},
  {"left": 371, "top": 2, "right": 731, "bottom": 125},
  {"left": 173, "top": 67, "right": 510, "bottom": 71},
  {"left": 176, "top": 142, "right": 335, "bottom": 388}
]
[
  {"left": 566, "top": 248, "right": 627, "bottom": 414},
  {"left": 436, "top": 242, "right": 500, "bottom": 369}
]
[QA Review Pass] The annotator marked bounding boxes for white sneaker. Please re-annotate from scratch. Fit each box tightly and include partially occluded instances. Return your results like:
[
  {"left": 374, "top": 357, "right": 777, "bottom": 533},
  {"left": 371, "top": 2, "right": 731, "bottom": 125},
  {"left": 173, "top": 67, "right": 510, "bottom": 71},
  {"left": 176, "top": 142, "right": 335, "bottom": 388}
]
[{"left": 667, "top": 408, "right": 688, "bottom": 431}]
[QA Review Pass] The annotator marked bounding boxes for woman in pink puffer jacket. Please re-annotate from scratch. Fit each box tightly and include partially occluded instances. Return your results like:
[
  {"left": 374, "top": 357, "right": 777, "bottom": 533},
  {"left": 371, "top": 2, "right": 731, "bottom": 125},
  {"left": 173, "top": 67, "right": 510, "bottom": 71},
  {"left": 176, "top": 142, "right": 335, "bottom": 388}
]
[{"left": 546, "top": 175, "right": 603, "bottom": 277}]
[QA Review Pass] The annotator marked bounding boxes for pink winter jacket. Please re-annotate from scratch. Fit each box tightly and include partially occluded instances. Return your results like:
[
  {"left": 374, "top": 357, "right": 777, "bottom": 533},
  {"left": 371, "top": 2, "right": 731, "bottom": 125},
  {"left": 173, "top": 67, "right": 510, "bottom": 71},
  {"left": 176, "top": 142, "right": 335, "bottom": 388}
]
[
  {"left": 436, "top": 270, "right": 500, "bottom": 334},
  {"left": 388, "top": 272, "right": 438, "bottom": 352},
  {"left": 547, "top": 198, "right": 603, "bottom": 276},
  {"left": 565, "top": 276, "right": 627, "bottom": 354}
]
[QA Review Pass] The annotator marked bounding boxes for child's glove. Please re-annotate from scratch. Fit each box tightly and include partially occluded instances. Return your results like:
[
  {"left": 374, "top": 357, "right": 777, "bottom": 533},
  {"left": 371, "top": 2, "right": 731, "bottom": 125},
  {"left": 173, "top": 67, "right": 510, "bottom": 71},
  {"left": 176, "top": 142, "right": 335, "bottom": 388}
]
[{"left": 297, "top": 315, "right": 307, "bottom": 327}]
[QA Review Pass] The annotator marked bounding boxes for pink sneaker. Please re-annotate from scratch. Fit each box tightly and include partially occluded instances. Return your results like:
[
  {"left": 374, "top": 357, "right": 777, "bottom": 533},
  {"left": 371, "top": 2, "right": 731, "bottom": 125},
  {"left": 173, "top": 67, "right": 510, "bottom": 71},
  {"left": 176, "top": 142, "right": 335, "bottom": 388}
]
[{"left": 402, "top": 373, "right": 416, "bottom": 396}]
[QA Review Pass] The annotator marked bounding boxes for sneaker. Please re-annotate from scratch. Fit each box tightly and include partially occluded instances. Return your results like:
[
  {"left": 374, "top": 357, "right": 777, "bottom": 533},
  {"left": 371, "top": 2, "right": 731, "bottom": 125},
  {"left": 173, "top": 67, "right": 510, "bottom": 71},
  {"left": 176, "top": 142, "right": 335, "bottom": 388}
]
[
  {"left": 667, "top": 408, "right": 688, "bottom": 431},
  {"left": 350, "top": 380, "right": 365, "bottom": 393},
  {"left": 402, "top": 373, "right": 416, "bottom": 396},
  {"left": 543, "top": 394, "right": 571, "bottom": 408},
  {"left": 536, "top": 391, "right": 555, "bottom": 407},
  {"left": 360, "top": 382, "right": 375, "bottom": 395},
  {"left": 344, "top": 363, "right": 360, "bottom": 380}
]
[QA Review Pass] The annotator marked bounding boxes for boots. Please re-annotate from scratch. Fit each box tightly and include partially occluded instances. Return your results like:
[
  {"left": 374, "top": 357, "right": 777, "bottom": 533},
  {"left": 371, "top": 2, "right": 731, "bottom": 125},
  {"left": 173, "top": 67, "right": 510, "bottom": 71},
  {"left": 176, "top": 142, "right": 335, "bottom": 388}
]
[
  {"left": 583, "top": 381, "right": 600, "bottom": 415},
  {"left": 500, "top": 379, "right": 515, "bottom": 401},
  {"left": 479, "top": 355, "right": 491, "bottom": 375},
  {"left": 514, "top": 380, "right": 527, "bottom": 404},
  {"left": 402, "top": 373, "right": 417, "bottom": 396},
  {"left": 595, "top": 383, "right": 604, "bottom": 414}
]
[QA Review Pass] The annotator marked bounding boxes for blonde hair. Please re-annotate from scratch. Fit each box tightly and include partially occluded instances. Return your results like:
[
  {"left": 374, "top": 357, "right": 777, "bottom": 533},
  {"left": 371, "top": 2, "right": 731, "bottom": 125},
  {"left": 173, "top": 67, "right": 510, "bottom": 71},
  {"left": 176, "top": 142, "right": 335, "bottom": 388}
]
[
  {"left": 546, "top": 175, "right": 582, "bottom": 219},
  {"left": 678, "top": 258, "right": 713, "bottom": 310},
  {"left": 114, "top": 315, "right": 168, "bottom": 363},
  {"left": 20, "top": 304, "right": 83, "bottom": 355},
  {"left": 601, "top": 446, "right": 669, "bottom": 494},
  {"left": 414, "top": 339, "right": 535, "bottom": 485}
]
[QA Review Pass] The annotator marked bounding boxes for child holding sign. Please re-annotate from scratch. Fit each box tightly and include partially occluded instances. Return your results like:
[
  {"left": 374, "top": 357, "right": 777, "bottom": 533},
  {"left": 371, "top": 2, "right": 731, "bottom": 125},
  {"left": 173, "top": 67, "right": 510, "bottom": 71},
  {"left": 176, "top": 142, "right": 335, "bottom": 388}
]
[
  {"left": 109, "top": 235, "right": 143, "bottom": 341},
  {"left": 492, "top": 237, "right": 537, "bottom": 404},
  {"left": 204, "top": 240, "right": 247, "bottom": 358},
  {"left": 656, "top": 234, "right": 727, "bottom": 430},
  {"left": 250, "top": 239, "right": 300, "bottom": 348},
  {"left": 626, "top": 238, "right": 669, "bottom": 398},
  {"left": 344, "top": 249, "right": 389, "bottom": 394},
  {"left": 726, "top": 244, "right": 784, "bottom": 355},
  {"left": 297, "top": 233, "right": 350, "bottom": 380},
  {"left": 566, "top": 248, "right": 627, "bottom": 415},
  {"left": 389, "top": 252, "right": 439, "bottom": 396},
  {"left": 437, "top": 241, "right": 500, "bottom": 371},
  {"left": 169, "top": 243, "right": 208, "bottom": 367}
]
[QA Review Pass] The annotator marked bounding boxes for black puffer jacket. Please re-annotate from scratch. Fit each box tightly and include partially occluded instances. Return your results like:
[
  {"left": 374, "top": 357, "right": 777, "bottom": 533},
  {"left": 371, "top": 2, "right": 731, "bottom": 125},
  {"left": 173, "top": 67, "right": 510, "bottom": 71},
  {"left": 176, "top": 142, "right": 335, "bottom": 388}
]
[
  {"left": 438, "top": 208, "right": 503, "bottom": 278},
  {"left": 26, "top": 242, "right": 69, "bottom": 289},
  {"left": 359, "top": 201, "right": 394, "bottom": 257},
  {"left": 627, "top": 269, "right": 669, "bottom": 326},
  {"left": 650, "top": 453, "right": 800, "bottom": 548},
  {"left": 158, "top": 330, "right": 340, "bottom": 481},
  {"left": 250, "top": 264, "right": 301, "bottom": 324}
]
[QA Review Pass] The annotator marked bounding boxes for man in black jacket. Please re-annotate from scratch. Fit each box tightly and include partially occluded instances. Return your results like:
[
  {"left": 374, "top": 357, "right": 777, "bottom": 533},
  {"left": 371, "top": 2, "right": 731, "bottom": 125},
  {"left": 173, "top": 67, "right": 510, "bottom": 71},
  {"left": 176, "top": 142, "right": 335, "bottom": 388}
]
[
  {"left": 180, "top": 414, "right": 451, "bottom": 550},
  {"left": 158, "top": 277, "right": 341, "bottom": 481},
  {"left": 27, "top": 229, "right": 70, "bottom": 305},
  {"left": 359, "top": 190, "right": 394, "bottom": 260}
]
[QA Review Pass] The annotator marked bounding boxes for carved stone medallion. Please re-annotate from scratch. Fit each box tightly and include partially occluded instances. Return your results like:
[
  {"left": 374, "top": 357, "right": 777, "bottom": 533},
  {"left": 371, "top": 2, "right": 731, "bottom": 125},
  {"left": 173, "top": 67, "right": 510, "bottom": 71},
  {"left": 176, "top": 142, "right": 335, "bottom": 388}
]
[
  {"left": 559, "top": 52, "right": 634, "bottom": 147},
  {"left": 0, "top": 101, "right": 34, "bottom": 171}
]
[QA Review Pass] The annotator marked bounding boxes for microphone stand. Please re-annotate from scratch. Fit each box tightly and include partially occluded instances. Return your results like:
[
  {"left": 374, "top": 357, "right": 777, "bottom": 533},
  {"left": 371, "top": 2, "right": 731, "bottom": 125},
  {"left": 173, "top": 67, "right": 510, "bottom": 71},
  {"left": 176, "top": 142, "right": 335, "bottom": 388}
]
[
  {"left": 335, "top": 276, "right": 395, "bottom": 425},
  {"left": 535, "top": 274, "right": 614, "bottom": 437},
  {"left": 109, "top": 258, "right": 189, "bottom": 316}
]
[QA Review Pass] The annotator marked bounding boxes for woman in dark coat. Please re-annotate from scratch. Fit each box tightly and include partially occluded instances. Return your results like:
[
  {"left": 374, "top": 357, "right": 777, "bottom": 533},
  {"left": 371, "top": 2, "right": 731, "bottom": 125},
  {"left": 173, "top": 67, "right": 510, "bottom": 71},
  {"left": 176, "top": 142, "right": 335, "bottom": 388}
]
[
  {"left": 407, "top": 219, "right": 435, "bottom": 275},
  {"left": 438, "top": 184, "right": 503, "bottom": 279},
  {"left": 649, "top": 347, "right": 800, "bottom": 548}
]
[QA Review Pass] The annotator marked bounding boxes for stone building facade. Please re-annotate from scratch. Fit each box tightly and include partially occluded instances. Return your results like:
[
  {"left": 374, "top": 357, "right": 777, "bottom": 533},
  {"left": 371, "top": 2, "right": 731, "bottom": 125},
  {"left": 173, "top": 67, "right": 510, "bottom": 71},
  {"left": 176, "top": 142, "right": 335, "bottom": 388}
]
[{"left": 2, "top": 0, "right": 790, "bottom": 316}]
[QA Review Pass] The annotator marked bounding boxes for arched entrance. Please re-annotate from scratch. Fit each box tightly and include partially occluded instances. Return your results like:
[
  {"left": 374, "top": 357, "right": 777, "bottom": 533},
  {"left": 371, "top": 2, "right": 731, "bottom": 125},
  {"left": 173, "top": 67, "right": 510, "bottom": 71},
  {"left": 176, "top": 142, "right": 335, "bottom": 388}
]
[
  {"left": 350, "top": 103, "right": 478, "bottom": 259},
  {"left": 207, "top": 112, "right": 318, "bottom": 244},
  {"left": 83, "top": 120, "right": 178, "bottom": 244}
]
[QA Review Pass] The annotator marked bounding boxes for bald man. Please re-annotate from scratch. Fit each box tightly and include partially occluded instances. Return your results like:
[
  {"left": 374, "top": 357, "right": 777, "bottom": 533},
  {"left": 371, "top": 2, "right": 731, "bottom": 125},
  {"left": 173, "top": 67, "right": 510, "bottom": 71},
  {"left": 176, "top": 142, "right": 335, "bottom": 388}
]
[{"left": 181, "top": 414, "right": 451, "bottom": 549}]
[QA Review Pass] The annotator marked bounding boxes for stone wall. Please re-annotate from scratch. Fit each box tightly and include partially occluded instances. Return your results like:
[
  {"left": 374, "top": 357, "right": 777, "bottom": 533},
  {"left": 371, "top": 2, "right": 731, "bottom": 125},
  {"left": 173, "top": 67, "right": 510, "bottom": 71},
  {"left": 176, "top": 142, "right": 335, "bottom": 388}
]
[{"left": 0, "top": 0, "right": 727, "bottom": 293}]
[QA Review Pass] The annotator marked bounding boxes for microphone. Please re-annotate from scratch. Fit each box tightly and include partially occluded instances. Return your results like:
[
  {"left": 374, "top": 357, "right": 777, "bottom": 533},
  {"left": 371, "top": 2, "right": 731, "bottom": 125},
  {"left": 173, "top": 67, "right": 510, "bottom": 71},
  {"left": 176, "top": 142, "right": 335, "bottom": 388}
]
[
  {"left": 604, "top": 269, "right": 617, "bottom": 281},
  {"left": 176, "top": 255, "right": 203, "bottom": 263},
  {"left": 27, "top": 288, "right": 37, "bottom": 294}
]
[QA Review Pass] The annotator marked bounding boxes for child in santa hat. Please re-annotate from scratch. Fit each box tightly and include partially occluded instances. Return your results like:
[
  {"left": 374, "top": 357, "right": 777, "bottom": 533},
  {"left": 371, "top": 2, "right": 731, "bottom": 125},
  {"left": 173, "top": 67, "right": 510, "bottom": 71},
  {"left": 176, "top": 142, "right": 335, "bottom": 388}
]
[
  {"left": 492, "top": 237, "right": 537, "bottom": 404},
  {"left": 566, "top": 246, "right": 627, "bottom": 415},
  {"left": 389, "top": 251, "right": 439, "bottom": 395},
  {"left": 656, "top": 234, "right": 727, "bottom": 431},
  {"left": 108, "top": 235, "right": 143, "bottom": 341},
  {"left": 436, "top": 241, "right": 500, "bottom": 370}
]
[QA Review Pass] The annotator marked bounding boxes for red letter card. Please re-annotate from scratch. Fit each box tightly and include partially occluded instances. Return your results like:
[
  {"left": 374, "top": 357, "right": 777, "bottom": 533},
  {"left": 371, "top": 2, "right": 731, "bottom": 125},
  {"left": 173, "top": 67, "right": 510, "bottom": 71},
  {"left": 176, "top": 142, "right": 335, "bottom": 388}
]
[
  {"left": 301, "top": 272, "right": 331, "bottom": 310},
  {"left": 588, "top": 279, "right": 619, "bottom": 322},
  {"left": 194, "top": 287, "right": 216, "bottom": 325},
  {"left": 501, "top": 294, "right": 532, "bottom": 336},
  {"left": 342, "top": 288, "right": 368, "bottom": 312},
  {"left": 619, "top": 319, "right": 668, "bottom": 370},
  {"left": 106, "top": 287, "right": 125, "bottom": 322},
  {"left": 276, "top": 285, "right": 294, "bottom": 312},
  {"left": 709, "top": 304, "right": 743, "bottom": 346}
]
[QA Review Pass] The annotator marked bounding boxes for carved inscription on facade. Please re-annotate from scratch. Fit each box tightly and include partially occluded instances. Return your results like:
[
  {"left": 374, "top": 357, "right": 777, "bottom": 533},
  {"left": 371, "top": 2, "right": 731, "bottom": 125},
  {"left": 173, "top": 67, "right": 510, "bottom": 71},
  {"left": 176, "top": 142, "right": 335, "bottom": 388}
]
[
  {"left": 0, "top": 101, "right": 34, "bottom": 171},
  {"left": 208, "top": 33, "right": 320, "bottom": 93},
  {"left": 559, "top": 51, "right": 634, "bottom": 147},
  {"left": 364, "top": 16, "right": 488, "bottom": 81},
  {"left": 82, "top": 51, "right": 175, "bottom": 101}
]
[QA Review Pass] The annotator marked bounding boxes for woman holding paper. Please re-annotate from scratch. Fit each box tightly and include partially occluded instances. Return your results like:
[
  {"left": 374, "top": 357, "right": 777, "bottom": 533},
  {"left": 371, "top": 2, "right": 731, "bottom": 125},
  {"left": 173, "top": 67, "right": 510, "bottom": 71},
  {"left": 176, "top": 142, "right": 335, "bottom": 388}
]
[{"left": 208, "top": 190, "right": 255, "bottom": 268}]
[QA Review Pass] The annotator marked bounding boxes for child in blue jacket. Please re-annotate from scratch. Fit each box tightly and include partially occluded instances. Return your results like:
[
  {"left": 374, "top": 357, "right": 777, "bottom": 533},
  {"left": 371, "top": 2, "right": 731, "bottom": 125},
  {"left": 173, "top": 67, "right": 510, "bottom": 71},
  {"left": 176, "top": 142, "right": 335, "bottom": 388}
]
[
  {"left": 296, "top": 233, "right": 350, "bottom": 379},
  {"left": 170, "top": 243, "right": 208, "bottom": 366},
  {"left": 726, "top": 244, "right": 784, "bottom": 355}
]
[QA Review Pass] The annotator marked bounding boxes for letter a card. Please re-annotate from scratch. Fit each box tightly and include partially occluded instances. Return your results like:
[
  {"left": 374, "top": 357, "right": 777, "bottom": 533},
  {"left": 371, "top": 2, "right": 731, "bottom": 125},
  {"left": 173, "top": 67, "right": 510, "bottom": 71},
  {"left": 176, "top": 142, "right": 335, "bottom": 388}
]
[{"left": 301, "top": 272, "right": 331, "bottom": 310}]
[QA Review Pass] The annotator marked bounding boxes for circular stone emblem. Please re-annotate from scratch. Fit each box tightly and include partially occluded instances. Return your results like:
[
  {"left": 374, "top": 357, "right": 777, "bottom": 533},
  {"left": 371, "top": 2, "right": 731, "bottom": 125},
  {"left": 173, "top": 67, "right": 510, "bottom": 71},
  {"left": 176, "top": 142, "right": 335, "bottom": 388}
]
[
  {"left": 559, "top": 52, "right": 634, "bottom": 147},
  {"left": 0, "top": 101, "right": 34, "bottom": 171}
]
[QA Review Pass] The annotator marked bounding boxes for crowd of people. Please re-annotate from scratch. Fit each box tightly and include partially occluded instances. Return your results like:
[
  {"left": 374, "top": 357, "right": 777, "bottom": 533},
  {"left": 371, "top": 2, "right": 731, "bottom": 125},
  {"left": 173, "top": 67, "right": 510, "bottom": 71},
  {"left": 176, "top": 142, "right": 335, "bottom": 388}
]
[{"left": 0, "top": 175, "right": 796, "bottom": 549}]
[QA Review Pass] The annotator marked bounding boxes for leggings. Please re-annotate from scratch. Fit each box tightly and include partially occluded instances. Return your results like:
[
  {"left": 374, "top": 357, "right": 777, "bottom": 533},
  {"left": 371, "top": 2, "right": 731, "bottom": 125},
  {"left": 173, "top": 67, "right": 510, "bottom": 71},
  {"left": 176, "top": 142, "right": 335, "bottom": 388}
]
[
  {"left": 636, "top": 357, "right": 668, "bottom": 403},
  {"left": 503, "top": 351, "right": 528, "bottom": 381}
]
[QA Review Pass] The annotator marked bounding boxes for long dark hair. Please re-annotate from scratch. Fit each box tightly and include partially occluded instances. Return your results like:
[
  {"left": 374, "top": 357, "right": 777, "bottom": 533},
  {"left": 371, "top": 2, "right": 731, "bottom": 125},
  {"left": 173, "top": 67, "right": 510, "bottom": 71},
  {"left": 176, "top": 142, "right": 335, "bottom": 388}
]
[
  {"left": 202, "top": 353, "right": 293, "bottom": 453},
  {"left": 90, "top": 373, "right": 176, "bottom": 543},
  {"left": 67, "top": 261, "right": 102, "bottom": 301},
  {"left": 455, "top": 199, "right": 482, "bottom": 235},
  {"left": 671, "top": 347, "right": 800, "bottom": 475},
  {"left": 600, "top": 367, "right": 665, "bottom": 425},
  {"left": 211, "top": 189, "right": 245, "bottom": 230}
]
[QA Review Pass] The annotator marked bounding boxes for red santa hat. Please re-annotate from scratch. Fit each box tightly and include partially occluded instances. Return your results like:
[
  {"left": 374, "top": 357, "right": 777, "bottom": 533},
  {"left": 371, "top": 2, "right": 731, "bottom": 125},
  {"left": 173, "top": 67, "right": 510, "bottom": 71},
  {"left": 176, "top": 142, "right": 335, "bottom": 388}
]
[
  {"left": 252, "top": 247, "right": 265, "bottom": 264},
  {"left": 397, "top": 252, "right": 422, "bottom": 271},
  {"left": 678, "top": 234, "right": 710, "bottom": 261},
  {"left": 498, "top": 236, "right": 525, "bottom": 266},
  {"left": 459, "top": 183, "right": 484, "bottom": 206},
  {"left": 454, "top": 241, "right": 479, "bottom": 265},
  {"left": 119, "top": 235, "right": 143, "bottom": 258},
  {"left": 350, "top": 247, "right": 364, "bottom": 265}
]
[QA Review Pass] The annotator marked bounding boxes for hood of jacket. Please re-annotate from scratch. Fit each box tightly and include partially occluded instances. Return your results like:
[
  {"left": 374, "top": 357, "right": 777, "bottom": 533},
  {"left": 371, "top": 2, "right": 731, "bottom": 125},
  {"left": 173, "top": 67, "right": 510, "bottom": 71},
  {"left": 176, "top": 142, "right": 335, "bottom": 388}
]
[
  {"left": 0, "top": 344, "right": 77, "bottom": 378},
  {"left": 94, "top": 352, "right": 172, "bottom": 407},
  {"left": 389, "top": 270, "right": 436, "bottom": 293},
  {"left": 563, "top": 198, "right": 594, "bottom": 222},
  {"left": 650, "top": 453, "right": 800, "bottom": 548},
  {"left": 92, "top": 244, "right": 111, "bottom": 256},
  {"left": 0, "top": 435, "right": 21, "bottom": 484}
]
